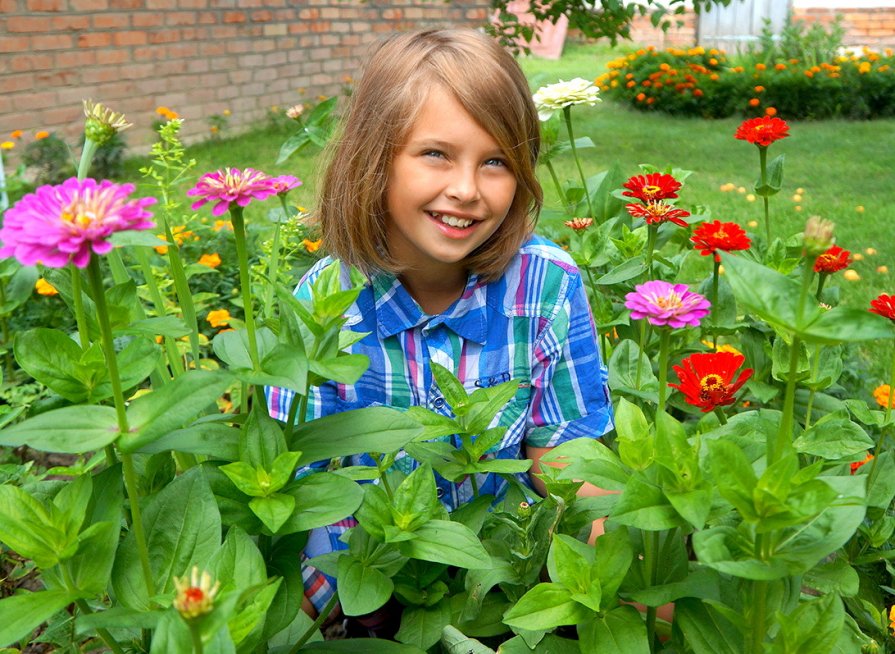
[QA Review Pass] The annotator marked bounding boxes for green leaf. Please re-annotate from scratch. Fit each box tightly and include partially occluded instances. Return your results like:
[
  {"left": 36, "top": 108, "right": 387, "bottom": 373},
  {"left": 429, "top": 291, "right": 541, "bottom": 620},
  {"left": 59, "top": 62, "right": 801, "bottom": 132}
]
[
  {"left": 14, "top": 328, "right": 90, "bottom": 402},
  {"left": 0, "top": 485, "right": 72, "bottom": 569},
  {"left": 0, "top": 263, "right": 38, "bottom": 314},
  {"left": 594, "top": 527, "right": 634, "bottom": 602},
  {"left": 708, "top": 440, "right": 759, "bottom": 521},
  {"left": 135, "top": 422, "right": 240, "bottom": 460},
  {"left": 464, "top": 379, "right": 519, "bottom": 434},
  {"left": 229, "top": 578, "right": 282, "bottom": 647},
  {"left": 541, "top": 437, "right": 628, "bottom": 491},
  {"left": 208, "top": 526, "right": 267, "bottom": 592},
  {"left": 250, "top": 493, "right": 295, "bottom": 533},
  {"left": 120, "top": 369, "right": 232, "bottom": 452},
  {"left": 398, "top": 520, "right": 490, "bottom": 569},
  {"left": 395, "top": 601, "right": 452, "bottom": 651},
  {"left": 674, "top": 598, "right": 742, "bottom": 654},
  {"left": 801, "top": 307, "right": 895, "bottom": 344},
  {"left": 595, "top": 258, "right": 648, "bottom": 285},
  {"left": 610, "top": 473, "right": 685, "bottom": 530},
  {"left": 220, "top": 461, "right": 265, "bottom": 497},
  {"left": 213, "top": 327, "right": 277, "bottom": 370},
  {"left": 431, "top": 362, "right": 468, "bottom": 411},
  {"left": 692, "top": 526, "right": 790, "bottom": 580},
  {"left": 391, "top": 463, "right": 438, "bottom": 532},
  {"left": 720, "top": 252, "right": 801, "bottom": 333},
  {"left": 291, "top": 407, "right": 422, "bottom": 465},
  {"left": 577, "top": 605, "right": 650, "bottom": 654},
  {"left": 502, "top": 583, "right": 592, "bottom": 631},
  {"left": 67, "top": 465, "right": 123, "bottom": 595},
  {"left": 794, "top": 414, "right": 873, "bottom": 459},
  {"left": 440, "top": 624, "right": 498, "bottom": 654},
  {"left": 0, "top": 590, "right": 78, "bottom": 647},
  {"left": 754, "top": 153, "right": 784, "bottom": 196},
  {"left": 269, "top": 450, "right": 302, "bottom": 492},
  {"left": 281, "top": 472, "right": 364, "bottom": 533},
  {"left": 551, "top": 534, "right": 601, "bottom": 612},
  {"left": 118, "top": 316, "right": 191, "bottom": 338},
  {"left": 241, "top": 405, "right": 287, "bottom": 470},
  {"left": 337, "top": 556, "right": 395, "bottom": 617},
  {"left": 405, "top": 406, "right": 461, "bottom": 440},
  {"left": 298, "top": 639, "right": 426, "bottom": 653},
  {"left": 112, "top": 467, "right": 221, "bottom": 610},
  {"left": 608, "top": 340, "right": 658, "bottom": 401},
  {"left": 769, "top": 593, "right": 844, "bottom": 654},
  {"left": 0, "top": 405, "right": 119, "bottom": 454}
]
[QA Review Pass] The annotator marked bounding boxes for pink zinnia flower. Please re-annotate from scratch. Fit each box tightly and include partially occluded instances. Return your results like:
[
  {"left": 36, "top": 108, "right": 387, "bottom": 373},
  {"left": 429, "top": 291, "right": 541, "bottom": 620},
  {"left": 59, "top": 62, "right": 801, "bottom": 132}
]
[
  {"left": 187, "top": 167, "right": 279, "bottom": 216},
  {"left": 0, "top": 177, "right": 156, "bottom": 268},
  {"left": 270, "top": 175, "right": 302, "bottom": 196},
  {"left": 625, "top": 280, "right": 711, "bottom": 328}
]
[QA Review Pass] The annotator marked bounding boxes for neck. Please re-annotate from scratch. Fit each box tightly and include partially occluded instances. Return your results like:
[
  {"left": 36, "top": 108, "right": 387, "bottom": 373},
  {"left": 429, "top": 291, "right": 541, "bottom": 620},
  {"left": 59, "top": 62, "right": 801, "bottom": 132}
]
[{"left": 399, "top": 267, "right": 468, "bottom": 315}]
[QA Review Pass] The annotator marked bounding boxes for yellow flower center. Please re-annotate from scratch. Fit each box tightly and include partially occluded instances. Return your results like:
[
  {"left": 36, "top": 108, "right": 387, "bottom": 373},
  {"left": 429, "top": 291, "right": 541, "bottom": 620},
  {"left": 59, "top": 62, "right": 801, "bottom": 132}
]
[
  {"left": 654, "top": 292, "right": 682, "bottom": 310},
  {"left": 642, "top": 184, "right": 662, "bottom": 196},
  {"left": 700, "top": 373, "right": 725, "bottom": 392}
]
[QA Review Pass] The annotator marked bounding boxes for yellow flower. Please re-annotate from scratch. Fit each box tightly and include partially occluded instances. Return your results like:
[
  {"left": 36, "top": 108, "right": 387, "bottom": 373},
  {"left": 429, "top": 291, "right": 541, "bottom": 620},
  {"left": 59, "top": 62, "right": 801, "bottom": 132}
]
[
  {"left": 853, "top": 253, "right": 864, "bottom": 261},
  {"left": 889, "top": 605, "right": 895, "bottom": 634},
  {"left": 792, "top": 194, "right": 802, "bottom": 202},
  {"left": 865, "top": 247, "right": 877, "bottom": 255},
  {"left": 877, "top": 266, "right": 888, "bottom": 274},
  {"left": 222, "top": 109, "right": 231, "bottom": 116},
  {"left": 198, "top": 253, "right": 222, "bottom": 268},
  {"left": 0, "top": 141, "right": 13, "bottom": 150},
  {"left": 843, "top": 269, "right": 860, "bottom": 281},
  {"left": 173, "top": 567, "right": 220, "bottom": 620},
  {"left": 747, "top": 220, "right": 759, "bottom": 228},
  {"left": 701, "top": 340, "right": 743, "bottom": 357},
  {"left": 154, "top": 234, "right": 169, "bottom": 255},
  {"left": 35, "top": 278, "right": 59, "bottom": 296},
  {"left": 212, "top": 219, "right": 233, "bottom": 232},
  {"left": 874, "top": 384, "right": 894, "bottom": 409},
  {"left": 746, "top": 194, "right": 756, "bottom": 202},
  {"left": 856, "top": 205, "right": 865, "bottom": 213},
  {"left": 302, "top": 238, "right": 322, "bottom": 253},
  {"left": 206, "top": 309, "right": 231, "bottom": 328}
]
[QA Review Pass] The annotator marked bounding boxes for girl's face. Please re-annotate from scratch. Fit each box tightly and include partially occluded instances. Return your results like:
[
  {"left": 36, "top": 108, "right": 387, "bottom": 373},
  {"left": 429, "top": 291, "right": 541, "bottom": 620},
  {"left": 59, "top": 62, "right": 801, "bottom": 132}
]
[{"left": 384, "top": 85, "right": 517, "bottom": 282}]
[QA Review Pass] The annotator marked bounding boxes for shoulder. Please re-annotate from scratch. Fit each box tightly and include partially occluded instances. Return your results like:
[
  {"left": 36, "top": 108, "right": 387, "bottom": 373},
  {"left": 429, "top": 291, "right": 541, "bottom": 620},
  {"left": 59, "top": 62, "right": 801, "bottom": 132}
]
[{"left": 486, "top": 234, "right": 583, "bottom": 320}]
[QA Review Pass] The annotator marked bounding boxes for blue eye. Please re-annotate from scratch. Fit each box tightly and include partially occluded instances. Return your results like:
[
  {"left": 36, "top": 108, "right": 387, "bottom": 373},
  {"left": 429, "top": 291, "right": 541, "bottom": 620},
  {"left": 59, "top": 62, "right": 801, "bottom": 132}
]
[
  {"left": 485, "top": 157, "right": 508, "bottom": 167},
  {"left": 423, "top": 150, "right": 445, "bottom": 158}
]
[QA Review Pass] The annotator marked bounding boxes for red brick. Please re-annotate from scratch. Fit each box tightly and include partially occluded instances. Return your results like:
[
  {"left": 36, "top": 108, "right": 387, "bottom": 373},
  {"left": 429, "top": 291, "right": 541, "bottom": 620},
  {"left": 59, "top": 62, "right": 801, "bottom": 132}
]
[
  {"left": 132, "top": 13, "right": 164, "bottom": 28},
  {"left": 210, "top": 25, "right": 238, "bottom": 39},
  {"left": 0, "top": 0, "right": 17, "bottom": 12},
  {"left": 165, "top": 11, "right": 195, "bottom": 26},
  {"left": 10, "top": 52, "right": 53, "bottom": 70},
  {"left": 145, "top": 0, "right": 175, "bottom": 8},
  {"left": 41, "top": 105, "right": 83, "bottom": 127},
  {"left": 51, "top": 15, "right": 91, "bottom": 30},
  {"left": 4, "top": 74, "right": 34, "bottom": 93},
  {"left": 109, "top": 0, "right": 145, "bottom": 8},
  {"left": 13, "top": 90, "right": 57, "bottom": 111},
  {"left": 81, "top": 67, "right": 124, "bottom": 84},
  {"left": 180, "top": 26, "right": 207, "bottom": 40},
  {"left": 167, "top": 42, "right": 198, "bottom": 57},
  {"left": 186, "top": 59, "right": 209, "bottom": 73},
  {"left": 113, "top": 30, "right": 148, "bottom": 46},
  {"left": 70, "top": 0, "right": 108, "bottom": 9},
  {"left": 93, "top": 13, "right": 131, "bottom": 29},
  {"left": 52, "top": 50, "right": 95, "bottom": 68},
  {"left": 132, "top": 45, "right": 166, "bottom": 60},
  {"left": 298, "top": 8, "right": 318, "bottom": 20},
  {"left": 27, "top": 0, "right": 65, "bottom": 9},
  {"left": 79, "top": 33, "right": 112, "bottom": 48},
  {"left": 0, "top": 35, "right": 30, "bottom": 53},
  {"left": 148, "top": 30, "right": 180, "bottom": 44},
  {"left": 32, "top": 33, "right": 74, "bottom": 49},
  {"left": 251, "top": 9, "right": 272, "bottom": 22},
  {"left": 224, "top": 11, "right": 246, "bottom": 23},
  {"left": 226, "top": 40, "right": 251, "bottom": 54},
  {"left": 7, "top": 16, "right": 52, "bottom": 32},
  {"left": 178, "top": 0, "right": 207, "bottom": 7},
  {"left": 197, "top": 11, "right": 216, "bottom": 24}
]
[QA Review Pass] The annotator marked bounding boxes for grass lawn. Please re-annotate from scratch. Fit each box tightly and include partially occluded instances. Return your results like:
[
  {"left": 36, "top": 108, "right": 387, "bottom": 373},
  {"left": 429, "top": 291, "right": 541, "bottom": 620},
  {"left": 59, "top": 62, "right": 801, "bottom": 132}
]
[{"left": 120, "top": 39, "right": 895, "bottom": 380}]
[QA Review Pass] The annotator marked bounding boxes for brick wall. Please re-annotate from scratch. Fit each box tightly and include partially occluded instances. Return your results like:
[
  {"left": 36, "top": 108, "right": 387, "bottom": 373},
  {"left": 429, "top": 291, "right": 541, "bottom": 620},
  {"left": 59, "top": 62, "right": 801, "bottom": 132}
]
[
  {"left": 792, "top": 6, "right": 895, "bottom": 49},
  {"left": 0, "top": 0, "right": 491, "bottom": 149}
]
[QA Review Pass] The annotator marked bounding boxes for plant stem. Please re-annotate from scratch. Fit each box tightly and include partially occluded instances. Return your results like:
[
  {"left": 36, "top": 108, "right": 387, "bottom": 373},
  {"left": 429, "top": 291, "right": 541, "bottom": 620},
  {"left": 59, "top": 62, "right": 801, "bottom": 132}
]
[
  {"left": 748, "top": 533, "right": 770, "bottom": 653},
  {"left": 772, "top": 335, "right": 801, "bottom": 466},
  {"left": 264, "top": 196, "right": 289, "bottom": 322},
  {"left": 61, "top": 565, "right": 126, "bottom": 654},
  {"left": 562, "top": 106, "right": 594, "bottom": 219},
  {"left": 815, "top": 272, "right": 828, "bottom": 301},
  {"left": 657, "top": 328, "right": 671, "bottom": 415},
  {"left": 544, "top": 159, "right": 569, "bottom": 214},
  {"left": 230, "top": 206, "right": 261, "bottom": 370},
  {"left": 645, "top": 224, "right": 657, "bottom": 278},
  {"left": 642, "top": 530, "right": 661, "bottom": 653},
  {"left": 134, "top": 248, "right": 184, "bottom": 378},
  {"left": 70, "top": 265, "right": 91, "bottom": 351},
  {"left": 86, "top": 257, "right": 155, "bottom": 600},
  {"left": 804, "top": 345, "right": 822, "bottom": 429},
  {"left": 162, "top": 221, "right": 202, "bottom": 369},
  {"left": 713, "top": 406, "right": 728, "bottom": 425},
  {"left": 758, "top": 146, "right": 770, "bottom": 244},
  {"left": 886, "top": 344, "right": 895, "bottom": 426},
  {"left": 77, "top": 138, "right": 99, "bottom": 180},
  {"left": 289, "top": 591, "right": 339, "bottom": 654},
  {"left": 636, "top": 320, "right": 647, "bottom": 390},
  {"left": 188, "top": 622, "right": 204, "bottom": 654},
  {"left": 710, "top": 258, "right": 721, "bottom": 348}
]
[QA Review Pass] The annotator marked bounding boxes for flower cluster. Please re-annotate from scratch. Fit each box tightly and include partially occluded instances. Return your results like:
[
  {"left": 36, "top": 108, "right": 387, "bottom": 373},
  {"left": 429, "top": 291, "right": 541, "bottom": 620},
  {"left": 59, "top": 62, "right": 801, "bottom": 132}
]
[
  {"left": 532, "top": 78, "right": 601, "bottom": 121},
  {"left": 622, "top": 172, "right": 690, "bottom": 227},
  {"left": 0, "top": 177, "right": 156, "bottom": 268}
]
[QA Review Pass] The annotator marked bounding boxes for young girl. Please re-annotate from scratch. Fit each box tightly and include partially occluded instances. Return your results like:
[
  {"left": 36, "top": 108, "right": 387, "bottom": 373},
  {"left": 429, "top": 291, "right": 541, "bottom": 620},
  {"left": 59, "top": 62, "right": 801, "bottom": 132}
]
[{"left": 266, "top": 28, "right": 614, "bottom": 618}]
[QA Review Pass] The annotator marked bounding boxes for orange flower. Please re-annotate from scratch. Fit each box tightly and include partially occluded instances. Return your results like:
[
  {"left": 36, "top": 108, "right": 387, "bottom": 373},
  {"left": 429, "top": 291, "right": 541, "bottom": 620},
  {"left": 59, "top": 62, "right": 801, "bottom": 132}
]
[
  {"left": 850, "top": 453, "right": 874, "bottom": 474},
  {"left": 154, "top": 234, "right": 169, "bottom": 255},
  {"left": 564, "top": 217, "right": 594, "bottom": 231},
  {"left": 749, "top": 98, "right": 760, "bottom": 107},
  {"left": 198, "top": 253, "right": 222, "bottom": 268},
  {"left": 774, "top": 63, "right": 786, "bottom": 71},
  {"left": 873, "top": 384, "right": 894, "bottom": 409},
  {"left": 155, "top": 106, "right": 179, "bottom": 120},
  {"left": 754, "top": 85, "right": 765, "bottom": 93},
  {"left": 206, "top": 309, "right": 231, "bottom": 328},
  {"left": 302, "top": 238, "right": 322, "bottom": 253},
  {"left": 212, "top": 219, "right": 233, "bottom": 232},
  {"left": 636, "top": 92, "right": 646, "bottom": 102},
  {"left": 35, "top": 130, "right": 49, "bottom": 139},
  {"left": 35, "top": 278, "right": 59, "bottom": 296},
  {"left": 889, "top": 605, "right": 895, "bottom": 634},
  {"left": 765, "top": 107, "right": 777, "bottom": 117},
  {"left": 755, "top": 63, "right": 766, "bottom": 71},
  {"left": 10, "top": 130, "right": 22, "bottom": 139}
]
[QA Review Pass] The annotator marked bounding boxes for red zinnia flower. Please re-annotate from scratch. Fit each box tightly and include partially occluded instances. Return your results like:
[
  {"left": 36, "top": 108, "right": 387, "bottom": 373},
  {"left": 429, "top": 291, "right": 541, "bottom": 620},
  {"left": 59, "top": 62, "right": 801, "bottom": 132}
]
[
  {"left": 734, "top": 116, "right": 790, "bottom": 147},
  {"left": 669, "top": 351, "right": 753, "bottom": 412},
  {"left": 813, "top": 245, "right": 851, "bottom": 273},
  {"left": 691, "top": 220, "right": 751, "bottom": 262},
  {"left": 626, "top": 201, "right": 690, "bottom": 227},
  {"left": 622, "top": 172, "right": 681, "bottom": 202},
  {"left": 564, "top": 217, "right": 594, "bottom": 231},
  {"left": 851, "top": 453, "right": 874, "bottom": 474},
  {"left": 870, "top": 294, "right": 895, "bottom": 320}
]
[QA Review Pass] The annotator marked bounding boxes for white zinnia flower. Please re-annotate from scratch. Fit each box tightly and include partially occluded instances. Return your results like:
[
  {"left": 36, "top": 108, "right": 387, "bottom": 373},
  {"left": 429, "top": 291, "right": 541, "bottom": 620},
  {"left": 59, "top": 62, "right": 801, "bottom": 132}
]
[{"left": 532, "top": 78, "right": 601, "bottom": 122}]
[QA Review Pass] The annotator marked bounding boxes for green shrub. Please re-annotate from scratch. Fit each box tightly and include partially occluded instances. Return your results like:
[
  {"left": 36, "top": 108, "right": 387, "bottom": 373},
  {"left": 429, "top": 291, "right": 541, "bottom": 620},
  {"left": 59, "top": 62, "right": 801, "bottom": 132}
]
[{"left": 598, "top": 45, "right": 895, "bottom": 120}]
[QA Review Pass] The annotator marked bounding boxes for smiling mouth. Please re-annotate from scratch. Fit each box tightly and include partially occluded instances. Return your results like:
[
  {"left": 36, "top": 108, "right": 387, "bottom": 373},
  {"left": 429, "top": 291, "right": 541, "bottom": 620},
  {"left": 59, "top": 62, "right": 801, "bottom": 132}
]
[{"left": 428, "top": 211, "right": 473, "bottom": 229}]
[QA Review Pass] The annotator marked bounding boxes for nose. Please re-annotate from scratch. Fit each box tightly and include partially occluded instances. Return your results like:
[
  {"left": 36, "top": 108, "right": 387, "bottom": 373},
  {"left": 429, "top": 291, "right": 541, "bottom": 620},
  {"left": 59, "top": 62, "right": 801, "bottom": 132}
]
[{"left": 445, "top": 165, "right": 480, "bottom": 204}]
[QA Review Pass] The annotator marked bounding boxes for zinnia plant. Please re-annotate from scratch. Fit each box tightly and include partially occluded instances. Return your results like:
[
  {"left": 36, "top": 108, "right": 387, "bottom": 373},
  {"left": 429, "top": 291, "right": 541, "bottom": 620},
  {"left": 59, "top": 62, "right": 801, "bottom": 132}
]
[
  {"left": 735, "top": 115, "right": 790, "bottom": 243},
  {"left": 625, "top": 280, "right": 710, "bottom": 329},
  {"left": 622, "top": 172, "right": 681, "bottom": 202},
  {"left": 0, "top": 177, "right": 156, "bottom": 268},
  {"left": 622, "top": 171, "right": 689, "bottom": 273},
  {"left": 669, "top": 350, "right": 753, "bottom": 418},
  {"left": 691, "top": 220, "right": 751, "bottom": 335}
]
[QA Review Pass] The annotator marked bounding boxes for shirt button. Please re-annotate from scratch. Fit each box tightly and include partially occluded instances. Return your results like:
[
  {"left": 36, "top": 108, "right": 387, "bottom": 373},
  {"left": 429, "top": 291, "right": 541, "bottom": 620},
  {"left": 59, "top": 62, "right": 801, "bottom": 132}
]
[
  {"left": 436, "top": 487, "right": 444, "bottom": 498},
  {"left": 433, "top": 397, "right": 445, "bottom": 409}
]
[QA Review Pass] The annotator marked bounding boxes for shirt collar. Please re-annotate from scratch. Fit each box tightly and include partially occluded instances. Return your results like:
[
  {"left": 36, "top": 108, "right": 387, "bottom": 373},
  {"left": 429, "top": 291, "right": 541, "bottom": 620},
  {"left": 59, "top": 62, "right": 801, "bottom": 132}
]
[{"left": 371, "top": 272, "right": 488, "bottom": 344}]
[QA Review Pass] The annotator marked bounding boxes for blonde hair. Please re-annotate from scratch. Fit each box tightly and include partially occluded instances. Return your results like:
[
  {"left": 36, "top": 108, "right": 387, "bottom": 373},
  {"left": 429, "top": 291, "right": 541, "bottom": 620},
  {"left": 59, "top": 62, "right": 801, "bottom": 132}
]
[{"left": 317, "top": 29, "right": 542, "bottom": 281}]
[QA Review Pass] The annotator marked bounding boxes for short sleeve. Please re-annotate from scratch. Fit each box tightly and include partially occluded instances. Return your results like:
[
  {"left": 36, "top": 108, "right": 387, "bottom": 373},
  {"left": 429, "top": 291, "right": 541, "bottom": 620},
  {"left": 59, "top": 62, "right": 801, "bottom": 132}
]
[{"left": 524, "top": 271, "right": 613, "bottom": 448}]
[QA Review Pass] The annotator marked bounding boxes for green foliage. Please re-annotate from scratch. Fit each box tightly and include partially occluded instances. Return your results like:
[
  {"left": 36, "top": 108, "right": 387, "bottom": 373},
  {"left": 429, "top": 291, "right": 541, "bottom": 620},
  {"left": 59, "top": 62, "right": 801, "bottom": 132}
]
[{"left": 20, "top": 133, "right": 74, "bottom": 185}]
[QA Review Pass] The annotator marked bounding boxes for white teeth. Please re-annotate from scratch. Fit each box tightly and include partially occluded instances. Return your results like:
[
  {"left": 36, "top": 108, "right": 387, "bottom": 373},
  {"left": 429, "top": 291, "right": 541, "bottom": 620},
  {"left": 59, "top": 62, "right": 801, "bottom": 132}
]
[{"left": 430, "top": 212, "right": 473, "bottom": 228}]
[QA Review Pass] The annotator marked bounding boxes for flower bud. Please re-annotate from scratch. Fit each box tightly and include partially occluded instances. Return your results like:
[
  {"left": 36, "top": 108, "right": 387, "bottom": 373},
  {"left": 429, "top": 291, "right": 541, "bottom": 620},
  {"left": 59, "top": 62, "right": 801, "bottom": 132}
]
[
  {"left": 173, "top": 566, "right": 220, "bottom": 620},
  {"left": 862, "top": 640, "right": 880, "bottom": 654},
  {"left": 83, "top": 99, "right": 132, "bottom": 146},
  {"left": 802, "top": 215, "right": 835, "bottom": 256}
]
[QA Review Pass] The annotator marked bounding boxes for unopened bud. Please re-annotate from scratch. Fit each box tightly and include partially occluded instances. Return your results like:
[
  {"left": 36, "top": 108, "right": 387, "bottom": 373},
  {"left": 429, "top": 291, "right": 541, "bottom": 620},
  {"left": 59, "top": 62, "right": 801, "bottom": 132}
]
[{"left": 803, "top": 215, "right": 835, "bottom": 256}]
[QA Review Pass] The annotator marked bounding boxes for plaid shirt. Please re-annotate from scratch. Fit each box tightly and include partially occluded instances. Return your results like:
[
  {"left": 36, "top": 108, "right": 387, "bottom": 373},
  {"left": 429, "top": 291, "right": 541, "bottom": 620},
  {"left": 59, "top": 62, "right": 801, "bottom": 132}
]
[{"left": 267, "top": 234, "right": 613, "bottom": 610}]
